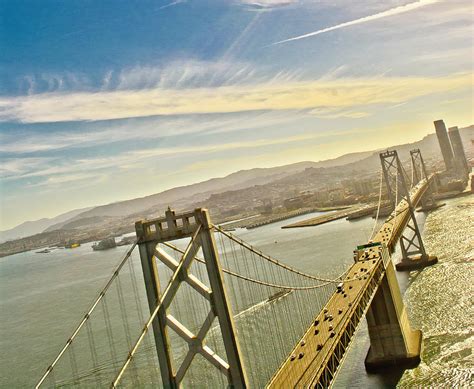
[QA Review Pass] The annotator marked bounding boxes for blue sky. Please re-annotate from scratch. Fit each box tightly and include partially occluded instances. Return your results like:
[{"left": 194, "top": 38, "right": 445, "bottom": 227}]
[{"left": 0, "top": 0, "right": 473, "bottom": 230}]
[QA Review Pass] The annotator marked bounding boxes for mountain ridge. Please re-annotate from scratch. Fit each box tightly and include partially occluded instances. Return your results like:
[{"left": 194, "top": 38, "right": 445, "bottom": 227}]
[
  {"left": 51, "top": 148, "right": 377, "bottom": 224},
  {"left": 2, "top": 125, "right": 472, "bottom": 242},
  {"left": 0, "top": 207, "right": 94, "bottom": 243}
]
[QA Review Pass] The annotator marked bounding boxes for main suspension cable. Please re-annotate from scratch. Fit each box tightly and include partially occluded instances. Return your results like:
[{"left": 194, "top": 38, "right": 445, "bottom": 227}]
[
  {"left": 163, "top": 234, "right": 364, "bottom": 287},
  {"left": 162, "top": 242, "right": 348, "bottom": 290},
  {"left": 214, "top": 226, "right": 353, "bottom": 283}
]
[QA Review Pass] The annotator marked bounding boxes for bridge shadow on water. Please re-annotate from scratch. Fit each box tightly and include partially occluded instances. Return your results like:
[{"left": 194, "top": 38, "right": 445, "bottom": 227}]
[
  {"left": 336, "top": 334, "right": 410, "bottom": 389},
  {"left": 365, "top": 365, "right": 406, "bottom": 389},
  {"left": 335, "top": 260, "right": 421, "bottom": 389}
]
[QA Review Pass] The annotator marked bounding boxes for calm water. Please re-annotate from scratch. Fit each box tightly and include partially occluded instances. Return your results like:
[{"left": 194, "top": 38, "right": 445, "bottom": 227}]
[{"left": 0, "top": 196, "right": 472, "bottom": 388}]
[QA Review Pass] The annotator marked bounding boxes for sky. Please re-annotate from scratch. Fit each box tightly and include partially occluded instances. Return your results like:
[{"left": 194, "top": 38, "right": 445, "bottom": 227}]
[{"left": 0, "top": 0, "right": 473, "bottom": 230}]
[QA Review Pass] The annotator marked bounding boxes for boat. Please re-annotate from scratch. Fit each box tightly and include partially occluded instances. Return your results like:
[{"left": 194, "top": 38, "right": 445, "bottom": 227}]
[
  {"left": 116, "top": 236, "right": 135, "bottom": 246},
  {"left": 65, "top": 242, "right": 80, "bottom": 249},
  {"left": 266, "top": 289, "right": 291, "bottom": 303},
  {"left": 35, "top": 249, "right": 51, "bottom": 254},
  {"left": 92, "top": 237, "right": 117, "bottom": 251}
]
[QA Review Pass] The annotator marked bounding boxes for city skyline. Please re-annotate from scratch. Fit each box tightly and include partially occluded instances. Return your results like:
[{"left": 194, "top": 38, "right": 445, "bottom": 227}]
[{"left": 1, "top": 0, "right": 473, "bottom": 230}]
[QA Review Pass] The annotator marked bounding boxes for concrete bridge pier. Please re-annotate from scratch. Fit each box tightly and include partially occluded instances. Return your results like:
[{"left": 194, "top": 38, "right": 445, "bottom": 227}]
[
  {"left": 365, "top": 261, "right": 422, "bottom": 371},
  {"left": 396, "top": 254, "right": 438, "bottom": 271}
]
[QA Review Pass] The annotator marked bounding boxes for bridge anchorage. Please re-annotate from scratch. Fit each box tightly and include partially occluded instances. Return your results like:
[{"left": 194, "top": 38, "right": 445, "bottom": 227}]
[{"left": 379, "top": 150, "right": 438, "bottom": 271}]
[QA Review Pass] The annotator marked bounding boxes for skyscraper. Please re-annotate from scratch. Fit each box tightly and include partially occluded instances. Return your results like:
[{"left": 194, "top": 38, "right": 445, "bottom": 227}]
[
  {"left": 433, "top": 120, "right": 455, "bottom": 171},
  {"left": 448, "top": 126, "right": 470, "bottom": 178}
]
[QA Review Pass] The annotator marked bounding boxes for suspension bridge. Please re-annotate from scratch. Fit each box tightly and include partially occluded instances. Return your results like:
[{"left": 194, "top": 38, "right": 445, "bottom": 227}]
[{"left": 35, "top": 149, "right": 439, "bottom": 388}]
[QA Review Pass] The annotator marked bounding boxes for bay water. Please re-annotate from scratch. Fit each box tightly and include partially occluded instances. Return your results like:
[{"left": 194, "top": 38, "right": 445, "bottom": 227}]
[{"left": 0, "top": 196, "right": 472, "bottom": 388}]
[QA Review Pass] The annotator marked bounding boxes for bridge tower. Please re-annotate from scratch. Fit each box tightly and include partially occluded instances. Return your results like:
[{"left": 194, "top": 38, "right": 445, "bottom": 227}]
[
  {"left": 410, "top": 149, "right": 439, "bottom": 211},
  {"left": 135, "top": 208, "right": 248, "bottom": 388},
  {"left": 380, "top": 150, "right": 438, "bottom": 271}
]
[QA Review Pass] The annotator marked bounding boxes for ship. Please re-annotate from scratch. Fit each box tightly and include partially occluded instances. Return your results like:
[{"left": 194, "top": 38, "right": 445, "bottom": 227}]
[
  {"left": 92, "top": 237, "right": 117, "bottom": 251},
  {"left": 266, "top": 289, "right": 291, "bottom": 303},
  {"left": 116, "top": 236, "right": 136, "bottom": 246}
]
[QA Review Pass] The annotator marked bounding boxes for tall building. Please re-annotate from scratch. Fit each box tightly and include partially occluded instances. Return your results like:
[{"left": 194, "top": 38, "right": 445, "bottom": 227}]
[
  {"left": 434, "top": 120, "right": 455, "bottom": 171},
  {"left": 448, "top": 126, "right": 470, "bottom": 178}
]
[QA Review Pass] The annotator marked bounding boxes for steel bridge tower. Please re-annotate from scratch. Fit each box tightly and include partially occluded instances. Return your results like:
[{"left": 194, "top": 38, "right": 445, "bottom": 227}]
[
  {"left": 135, "top": 208, "right": 248, "bottom": 388},
  {"left": 380, "top": 150, "right": 438, "bottom": 271},
  {"left": 410, "top": 149, "right": 439, "bottom": 211}
]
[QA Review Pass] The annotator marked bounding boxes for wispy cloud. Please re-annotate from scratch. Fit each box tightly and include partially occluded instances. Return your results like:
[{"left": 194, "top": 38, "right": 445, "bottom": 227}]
[
  {"left": 240, "top": 0, "right": 298, "bottom": 10},
  {"left": 14, "top": 59, "right": 263, "bottom": 96},
  {"left": 1, "top": 72, "right": 471, "bottom": 123},
  {"left": 309, "top": 107, "right": 371, "bottom": 119},
  {"left": 116, "top": 60, "right": 259, "bottom": 90},
  {"left": 30, "top": 172, "right": 104, "bottom": 187},
  {"left": 411, "top": 47, "right": 472, "bottom": 63},
  {"left": 159, "top": 0, "right": 186, "bottom": 10},
  {"left": 272, "top": 0, "right": 442, "bottom": 45},
  {"left": 129, "top": 132, "right": 336, "bottom": 159},
  {"left": 17, "top": 72, "right": 91, "bottom": 95},
  {"left": 0, "top": 110, "right": 301, "bottom": 154},
  {"left": 5, "top": 130, "right": 347, "bottom": 185},
  {"left": 0, "top": 157, "right": 57, "bottom": 178}
]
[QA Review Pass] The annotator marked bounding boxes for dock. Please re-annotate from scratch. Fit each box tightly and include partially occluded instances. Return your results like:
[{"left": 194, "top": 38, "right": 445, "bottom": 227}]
[
  {"left": 282, "top": 201, "right": 395, "bottom": 229},
  {"left": 282, "top": 206, "right": 360, "bottom": 229}
]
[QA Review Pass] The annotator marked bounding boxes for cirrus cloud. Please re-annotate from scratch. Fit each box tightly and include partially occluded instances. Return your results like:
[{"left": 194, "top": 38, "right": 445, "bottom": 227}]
[
  {"left": 0, "top": 72, "right": 471, "bottom": 123},
  {"left": 240, "top": 0, "right": 298, "bottom": 9}
]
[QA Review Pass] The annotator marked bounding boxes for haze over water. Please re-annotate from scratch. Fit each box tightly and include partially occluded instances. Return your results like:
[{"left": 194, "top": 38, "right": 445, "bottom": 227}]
[{"left": 0, "top": 196, "right": 472, "bottom": 388}]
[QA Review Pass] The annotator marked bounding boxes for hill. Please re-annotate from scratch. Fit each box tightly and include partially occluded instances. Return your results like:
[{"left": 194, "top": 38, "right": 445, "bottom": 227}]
[
  {"left": 58, "top": 149, "right": 377, "bottom": 222},
  {"left": 0, "top": 207, "right": 93, "bottom": 243},
  {"left": 2, "top": 125, "right": 472, "bottom": 241}
]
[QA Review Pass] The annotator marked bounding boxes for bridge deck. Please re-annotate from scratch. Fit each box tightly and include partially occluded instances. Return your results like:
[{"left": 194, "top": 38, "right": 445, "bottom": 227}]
[
  {"left": 267, "top": 178, "right": 431, "bottom": 388},
  {"left": 373, "top": 178, "right": 429, "bottom": 251},
  {"left": 267, "top": 247, "right": 387, "bottom": 388}
]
